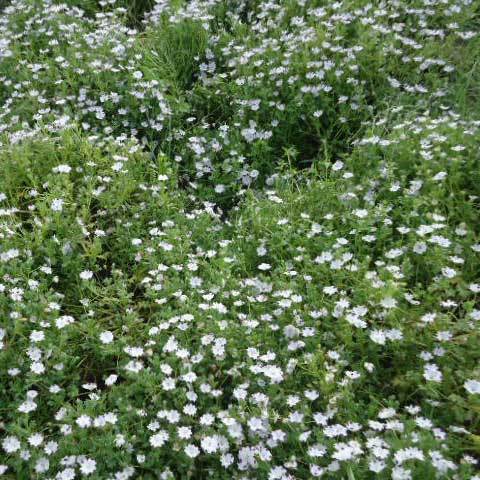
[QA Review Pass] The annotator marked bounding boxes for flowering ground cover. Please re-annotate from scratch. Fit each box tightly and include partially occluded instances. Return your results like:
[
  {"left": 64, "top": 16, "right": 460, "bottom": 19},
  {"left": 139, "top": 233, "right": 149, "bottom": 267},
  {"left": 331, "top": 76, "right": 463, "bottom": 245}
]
[{"left": 0, "top": 0, "right": 479, "bottom": 478}]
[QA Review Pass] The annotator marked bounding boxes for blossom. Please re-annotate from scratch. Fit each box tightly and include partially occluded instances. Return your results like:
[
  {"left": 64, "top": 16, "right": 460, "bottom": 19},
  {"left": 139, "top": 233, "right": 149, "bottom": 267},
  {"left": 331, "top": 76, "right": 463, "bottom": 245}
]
[
  {"left": 464, "top": 379, "right": 480, "bottom": 395},
  {"left": 79, "top": 458, "right": 97, "bottom": 475},
  {"left": 55, "top": 315, "right": 74, "bottom": 329},
  {"left": 370, "top": 330, "right": 386, "bottom": 345},
  {"left": 31, "top": 361, "right": 45, "bottom": 374},
  {"left": 184, "top": 444, "right": 200, "bottom": 458},
  {"left": 56, "top": 468, "right": 75, "bottom": 480},
  {"left": 150, "top": 431, "right": 169, "bottom": 447},
  {"left": 76, "top": 415, "right": 92, "bottom": 428},
  {"left": 34, "top": 458, "right": 49, "bottom": 473},
  {"left": 18, "top": 400, "right": 37, "bottom": 413},
  {"left": 2, "top": 436, "right": 21, "bottom": 453},
  {"left": 201, "top": 436, "right": 219, "bottom": 454},
  {"left": 99, "top": 331, "right": 114, "bottom": 344},
  {"left": 27, "top": 433, "right": 43, "bottom": 447},
  {"left": 424, "top": 364, "right": 442, "bottom": 383},
  {"left": 79, "top": 270, "right": 94, "bottom": 280},
  {"left": 263, "top": 365, "right": 284, "bottom": 383},
  {"left": 51, "top": 198, "right": 64, "bottom": 212},
  {"left": 105, "top": 374, "right": 118, "bottom": 386},
  {"left": 177, "top": 427, "right": 192, "bottom": 439}
]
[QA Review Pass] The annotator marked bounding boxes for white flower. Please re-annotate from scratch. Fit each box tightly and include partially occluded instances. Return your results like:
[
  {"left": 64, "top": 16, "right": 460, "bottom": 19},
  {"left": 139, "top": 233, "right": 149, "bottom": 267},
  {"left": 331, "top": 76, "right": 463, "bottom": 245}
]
[
  {"left": 56, "top": 468, "right": 75, "bottom": 480},
  {"left": 2, "top": 436, "right": 21, "bottom": 453},
  {"left": 30, "top": 330, "right": 45, "bottom": 342},
  {"left": 150, "top": 430, "right": 169, "bottom": 447},
  {"left": 394, "top": 447, "right": 424, "bottom": 464},
  {"left": 177, "top": 427, "right": 192, "bottom": 439},
  {"left": 380, "top": 297, "right": 397, "bottom": 309},
  {"left": 370, "top": 330, "right": 386, "bottom": 345},
  {"left": 50, "top": 198, "right": 64, "bottom": 212},
  {"left": 332, "top": 160, "right": 343, "bottom": 170},
  {"left": 392, "top": 466, "right": 412, "bottom": 480},
  {"left": 323, "top": 286, "right": 338, "bottom": 295},
  {"left": 423, "top": 363, "right": 442, "bottom": 383},
  {"left": 201, "top": 436, "right": 219, "bottom": 453},
  {"left": 31, "top": 361, "right": 45, "bottom": 374},
  {"left": 263, "top": 365, "right": 284, "bottom": 383},
  {"left": 124, "top": 346, "right": 144, "bottom": 357},
  {"left": 332, "top": 440, "right": 363, "bottom": 461},
  {"left": 269, "top": 466, "right": 288, "bottom": 479},
  {"left": 442, "top": 267, "right": 457, "bottom": 279},
  {"left": 105, "top": 374, "right": 118, "bottom": 386},
  {"left": 99, "top": 331, "right": 114, "bottom": 344},
  {"left": 184, "top": 444, "right": 200, "bottom": 458},
  {"left": 79, "top": 270, "right": 94, "bottom": 280},
  {"left": 79, "top": 458, "right": 96, "bottom": 475},
  {"left": 76, "top": 415, "right": 92, "bottom": 428},
  {"left": 28, "top": 433, "right": 43, "bottom": 447},
  {"left": 369, "top": 459, "right": 386, "bottom": 473},
  {"left": 34, "top": 457, "right": 49, "bottom": 473},
  {"left": 464, "top": 379, "right": 480, "bottom": 395},
  {"left": 162, "top": 377, "right": 176, "bottom": 391},
  {"left": 433, "top": 171, "right": 447, "bottom": 181},
  {"left": 54, "top": 164, "right": 72, "bottom": 173},
  {"left": 308, "top": 444, "right": 326, "bottom": 457},
  {"left": 56, "top": 315, "right": 75, "bottom": 329},
  {"left": 44, "top": 440, "right": 59, "bottom": 455},
  {"left": 18, "top": 400, "right": 37, "bottom": 413},
  {"left": 469, "top": 283, "right": 480, "bottom": 293},
  {"left": 181, "top": 371, "right": 197, "bottom": 383},
  {"left": 125, "top": 360, "right": 144, "bottom": 373},
  {"left": 310, "top": 465, "right": 325, "bottom": 477},
  {"left": 354, "top": 209, "right": 368, "bottom": 218}
]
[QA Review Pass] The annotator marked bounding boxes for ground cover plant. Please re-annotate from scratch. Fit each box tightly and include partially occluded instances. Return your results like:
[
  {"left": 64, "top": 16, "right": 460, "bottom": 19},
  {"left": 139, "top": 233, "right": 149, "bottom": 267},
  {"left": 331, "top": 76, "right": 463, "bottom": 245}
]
[{"left": 0, "top": 0, "right": 479, "bottom": 479}]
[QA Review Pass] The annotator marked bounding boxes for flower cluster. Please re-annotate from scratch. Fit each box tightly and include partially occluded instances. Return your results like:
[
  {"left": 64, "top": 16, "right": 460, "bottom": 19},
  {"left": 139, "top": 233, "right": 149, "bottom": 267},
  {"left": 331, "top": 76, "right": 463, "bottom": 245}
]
[{"left": 0, "top": 0, "right": 479, "bottom": 479}]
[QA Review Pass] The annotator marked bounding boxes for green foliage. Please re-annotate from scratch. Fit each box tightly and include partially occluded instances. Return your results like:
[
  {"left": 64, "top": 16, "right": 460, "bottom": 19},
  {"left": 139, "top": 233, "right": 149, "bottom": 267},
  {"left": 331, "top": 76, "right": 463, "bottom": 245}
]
[{"left": 142, "top": 20, "right": 209, "bottom": 91}]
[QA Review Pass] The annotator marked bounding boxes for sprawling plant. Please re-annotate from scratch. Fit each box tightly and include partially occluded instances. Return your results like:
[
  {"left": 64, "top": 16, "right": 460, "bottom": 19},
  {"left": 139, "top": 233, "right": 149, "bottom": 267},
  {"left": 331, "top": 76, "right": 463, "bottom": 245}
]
[{"left": 0, "top": 1, "right": 479, "bottom": 479}]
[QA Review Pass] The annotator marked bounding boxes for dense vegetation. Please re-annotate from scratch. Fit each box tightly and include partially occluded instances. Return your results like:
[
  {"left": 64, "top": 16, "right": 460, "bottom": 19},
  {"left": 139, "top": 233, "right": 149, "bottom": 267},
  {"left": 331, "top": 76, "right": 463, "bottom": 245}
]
[{"left": 0, "top": 0, "right": 479, "bottom": 478}]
